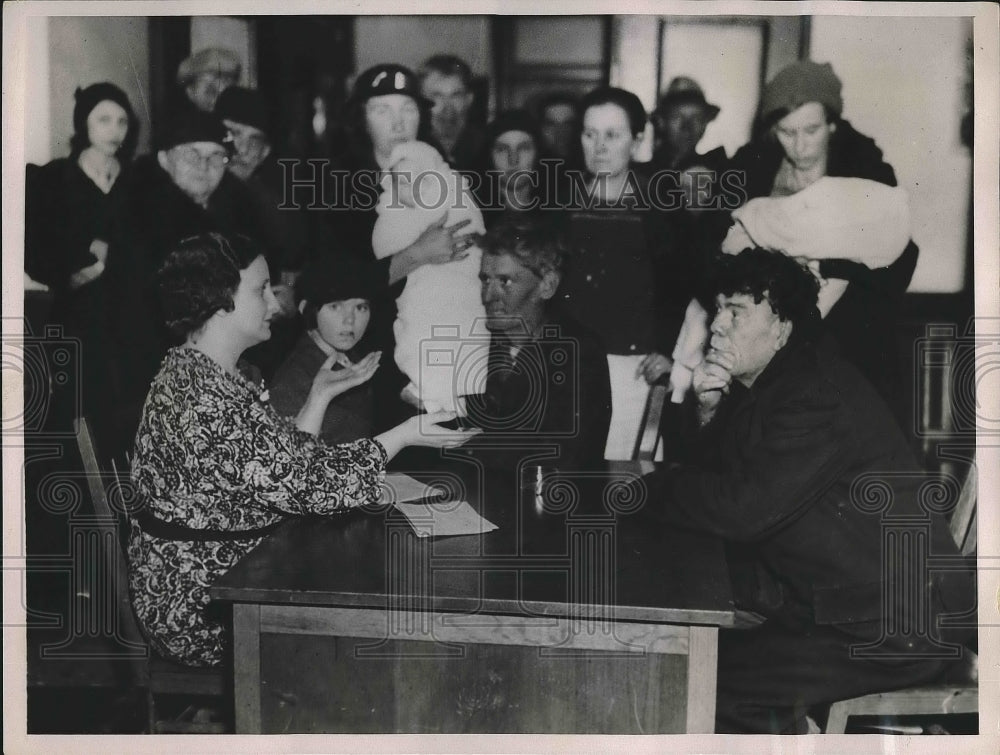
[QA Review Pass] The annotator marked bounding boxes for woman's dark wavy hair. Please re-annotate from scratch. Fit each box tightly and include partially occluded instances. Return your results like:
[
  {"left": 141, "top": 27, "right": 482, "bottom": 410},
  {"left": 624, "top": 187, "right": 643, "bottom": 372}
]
[
  {"left": 580, "top": 86, "right": 647, "bottom": 138},
  {"left": 710, "top": 248, "right": 821, "bottom": 332},
  {"left": 158, "top": 233, "right": 264, "bottom": 339}
]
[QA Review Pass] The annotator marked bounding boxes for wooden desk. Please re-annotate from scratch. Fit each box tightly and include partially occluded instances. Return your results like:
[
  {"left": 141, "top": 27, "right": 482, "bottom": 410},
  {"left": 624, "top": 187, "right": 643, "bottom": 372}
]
[{"left": 209, "top": 460, "right": 733, "bottom": 734}]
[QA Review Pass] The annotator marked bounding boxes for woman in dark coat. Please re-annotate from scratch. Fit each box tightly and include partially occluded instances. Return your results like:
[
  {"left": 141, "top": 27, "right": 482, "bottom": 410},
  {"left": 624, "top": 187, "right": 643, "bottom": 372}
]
[
  {"left": 24, "top": 82, "right": 139, "bottom": 434},
  {"left": 722, "top": 61, "right": 918, "bottom": 419},
  {"left": 554, "top": 86, "right": 690, "bottom": 459}
]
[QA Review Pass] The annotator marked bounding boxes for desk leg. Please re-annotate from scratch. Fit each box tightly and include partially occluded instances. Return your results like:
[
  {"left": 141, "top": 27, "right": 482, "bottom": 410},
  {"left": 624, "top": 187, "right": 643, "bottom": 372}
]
[
  {"left": 233, "top": 603, "right": 261, "bottom": 734},
  {"left": 685, "top": 626, "right": 718, "bottom": 733}
]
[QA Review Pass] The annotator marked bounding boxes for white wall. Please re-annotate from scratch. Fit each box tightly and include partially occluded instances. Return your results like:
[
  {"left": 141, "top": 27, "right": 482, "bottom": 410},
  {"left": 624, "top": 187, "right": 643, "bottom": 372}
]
[
  {"left": 810, "top": 16, "right": 972, "bottom": 294},
  {"left": 191, "top": 16, "right": 256, "bottom": 88},
  {"left": 611, "top": 16, "right": 801, "bottom": 162},
  {"left": 354, "top": 16, "right": 492, "bottom": 79},
  {"left": 45, "top": 16, "right": 151, "bottom": 162},
  {"left": 660, "top": 20, "right": 764, "bottom": 158},
  {"left": 610, "top": 16, "right": 660, "bottom": 162},
  {"left": 24, "top": 16, "right": 50, "bottom": 166}
]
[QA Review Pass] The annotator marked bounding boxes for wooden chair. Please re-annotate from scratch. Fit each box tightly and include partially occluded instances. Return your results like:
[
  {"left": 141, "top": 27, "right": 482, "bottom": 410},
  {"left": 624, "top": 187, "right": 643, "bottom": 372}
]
[
  {"left": 824, "top": 455, "right": 978, "bottom": 734},
  {"left": 633, "top": 382, "right": 669, "bottom": 462},
  {"left": 74, "top": 417, "right": 227, "bottom": 734}
]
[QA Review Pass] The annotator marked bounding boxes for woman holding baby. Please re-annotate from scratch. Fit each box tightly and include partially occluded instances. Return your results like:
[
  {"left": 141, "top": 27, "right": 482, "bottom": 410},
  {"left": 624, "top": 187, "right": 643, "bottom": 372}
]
[
  {"left": 719, "top": 60, "right": 918, "bottom": 421},
  {"left": 320, "top": 63, "right": 482, "bottom": 426}
]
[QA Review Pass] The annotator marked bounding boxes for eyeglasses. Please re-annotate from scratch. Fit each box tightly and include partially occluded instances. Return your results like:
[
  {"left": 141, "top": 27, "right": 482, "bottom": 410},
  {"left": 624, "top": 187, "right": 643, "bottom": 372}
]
[{"left": 173, "top": 147, "right": 229, "bottom": 169}]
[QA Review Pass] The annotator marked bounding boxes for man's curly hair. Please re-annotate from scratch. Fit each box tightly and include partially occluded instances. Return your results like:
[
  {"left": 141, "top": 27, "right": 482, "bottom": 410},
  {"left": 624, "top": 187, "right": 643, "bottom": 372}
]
[
  {"left": 158, "top": 233, "right": 263, "bottom": 339},
  {"left": 711, "top": 247, "right": 821, "bottom": 330}
]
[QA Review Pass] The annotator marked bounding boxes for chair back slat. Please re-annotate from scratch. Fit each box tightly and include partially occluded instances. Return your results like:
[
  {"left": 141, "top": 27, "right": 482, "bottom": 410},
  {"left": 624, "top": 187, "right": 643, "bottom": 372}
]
[
  {"left": 634, "top": 384, "right": 668, "bottom": 462},
  {"left": 949, "top": 457, "right": 977, "bottom": 556},
  {"left": 74, "top": 417, "right": 150, "bottom": 680}
]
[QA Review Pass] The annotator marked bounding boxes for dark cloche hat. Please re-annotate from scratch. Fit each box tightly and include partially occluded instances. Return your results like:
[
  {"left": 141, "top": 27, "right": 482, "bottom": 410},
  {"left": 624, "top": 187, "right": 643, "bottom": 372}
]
[
  {"left": 348, "top": 64, "right": 432, "bottom": 108},
  {"left": 158, "top": 109, "right": 229, "bottom": 151},
  {"left": 215, "top": 86, "right": 271, "bottom": 139}
]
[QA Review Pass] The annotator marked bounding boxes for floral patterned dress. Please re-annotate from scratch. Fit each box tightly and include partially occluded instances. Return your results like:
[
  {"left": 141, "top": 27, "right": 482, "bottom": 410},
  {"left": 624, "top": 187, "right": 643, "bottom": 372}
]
[{"left": 127, "top": 347, "right": 387, "bottom": 667}]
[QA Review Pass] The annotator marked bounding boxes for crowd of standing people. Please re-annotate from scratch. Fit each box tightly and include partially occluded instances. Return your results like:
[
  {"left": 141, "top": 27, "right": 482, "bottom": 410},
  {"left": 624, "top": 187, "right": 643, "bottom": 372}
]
[{"left": 23, "top": 42, "right": 974, "bottom": 735}]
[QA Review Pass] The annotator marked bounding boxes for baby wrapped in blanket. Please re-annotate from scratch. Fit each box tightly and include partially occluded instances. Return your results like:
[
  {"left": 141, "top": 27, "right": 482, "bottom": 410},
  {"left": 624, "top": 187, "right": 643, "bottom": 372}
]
[
  {"left": 670, "top": 176, "right": 912, "bottom": 403},
  {"left": 372, "top": 141, "right": 488, "bottom": 412}
]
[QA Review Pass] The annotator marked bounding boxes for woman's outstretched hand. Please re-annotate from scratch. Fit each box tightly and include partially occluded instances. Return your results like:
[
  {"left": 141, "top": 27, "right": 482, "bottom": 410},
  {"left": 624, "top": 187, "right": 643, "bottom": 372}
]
[
  {"left": 375, "top": 410, "right": 482, "bottom": 461},
  {"left": 404, "top": 410, "right": 481, "bottom": 448}
]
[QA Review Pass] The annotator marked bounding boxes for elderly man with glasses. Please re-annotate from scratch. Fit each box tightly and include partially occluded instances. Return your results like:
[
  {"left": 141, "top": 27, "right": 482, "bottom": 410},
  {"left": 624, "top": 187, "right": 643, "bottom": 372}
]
[
  {"left": 215, "top": 86, "right": 309, "bottom": 378},
  {"left": 104, "top": 109, "right": 273, "bottom": 455}
]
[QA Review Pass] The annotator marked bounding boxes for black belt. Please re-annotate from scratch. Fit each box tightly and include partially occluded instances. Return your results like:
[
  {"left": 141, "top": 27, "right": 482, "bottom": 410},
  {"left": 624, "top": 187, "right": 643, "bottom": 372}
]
[{"left": 133, "top": 508, "right": 285, "bottom": 542}]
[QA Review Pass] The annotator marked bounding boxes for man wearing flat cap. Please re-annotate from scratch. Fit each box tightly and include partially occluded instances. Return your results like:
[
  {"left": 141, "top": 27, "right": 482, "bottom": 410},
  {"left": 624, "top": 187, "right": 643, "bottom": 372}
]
[
  {"left": 104, "top": 108, "right": 270, "bottom": 452},
  {"left": 177, "top": 47, "right": 242, "bottom": 113}
]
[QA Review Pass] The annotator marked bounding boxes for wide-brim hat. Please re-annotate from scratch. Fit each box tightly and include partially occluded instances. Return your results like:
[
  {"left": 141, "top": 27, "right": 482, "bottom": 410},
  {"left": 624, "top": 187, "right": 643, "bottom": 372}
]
[
  {"left": 654, "top": 76, "right": 720, "bottom": 121},
  {"left": 348, "top": 64, "right": 432, "bottom": 108}
]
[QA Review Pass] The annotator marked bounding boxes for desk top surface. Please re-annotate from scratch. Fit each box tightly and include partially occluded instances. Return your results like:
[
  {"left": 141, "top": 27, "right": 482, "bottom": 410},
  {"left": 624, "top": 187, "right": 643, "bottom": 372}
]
[{"left": 209, "top": 459, "right": 734, "bottom": 627}]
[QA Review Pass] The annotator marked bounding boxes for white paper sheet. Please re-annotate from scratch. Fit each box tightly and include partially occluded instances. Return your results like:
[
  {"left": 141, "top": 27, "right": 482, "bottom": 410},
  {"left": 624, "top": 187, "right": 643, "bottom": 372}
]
[
  {"left": 393, "top": 499, "right": 499, "bottom": 539},
  {"left": 380, "top": 472, "right": 443, "bottom": 505}
]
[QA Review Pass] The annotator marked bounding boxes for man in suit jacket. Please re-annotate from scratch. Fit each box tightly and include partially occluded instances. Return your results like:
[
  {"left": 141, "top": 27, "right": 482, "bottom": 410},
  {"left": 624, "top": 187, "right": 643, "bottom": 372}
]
[{"left": 638, "top": 247, "right": 975, "bottom": 733}]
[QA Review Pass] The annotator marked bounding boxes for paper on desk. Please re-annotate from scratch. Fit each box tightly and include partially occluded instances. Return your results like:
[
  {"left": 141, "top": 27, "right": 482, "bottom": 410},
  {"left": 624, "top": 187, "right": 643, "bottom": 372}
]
[
  {"left": 380, "top": 472, "right": 442, "bottom": 505},
  {"left": 394, "top": 499, "right": 498, "bottom": 538}
]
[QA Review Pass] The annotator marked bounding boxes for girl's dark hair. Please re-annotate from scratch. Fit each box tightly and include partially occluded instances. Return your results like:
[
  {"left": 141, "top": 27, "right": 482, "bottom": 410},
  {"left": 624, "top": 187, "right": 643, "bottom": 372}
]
[
  {"left": 580, "top": 86, "right": 647, "bottom": 137},
  {"left": 69, "top": 82, "right": 140, "bottom": 161},
  {"left": 158, "top": 233, "right": 264, "bottom": 339},
  {"left": 295, "top": 251, "right": 378, "bottom": 331}
]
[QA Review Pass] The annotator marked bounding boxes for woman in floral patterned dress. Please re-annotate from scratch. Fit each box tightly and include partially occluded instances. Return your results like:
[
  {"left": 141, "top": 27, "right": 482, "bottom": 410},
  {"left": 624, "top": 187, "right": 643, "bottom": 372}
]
[{"left": 128, "top": 232, "right": 478, "bottom": 667}]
